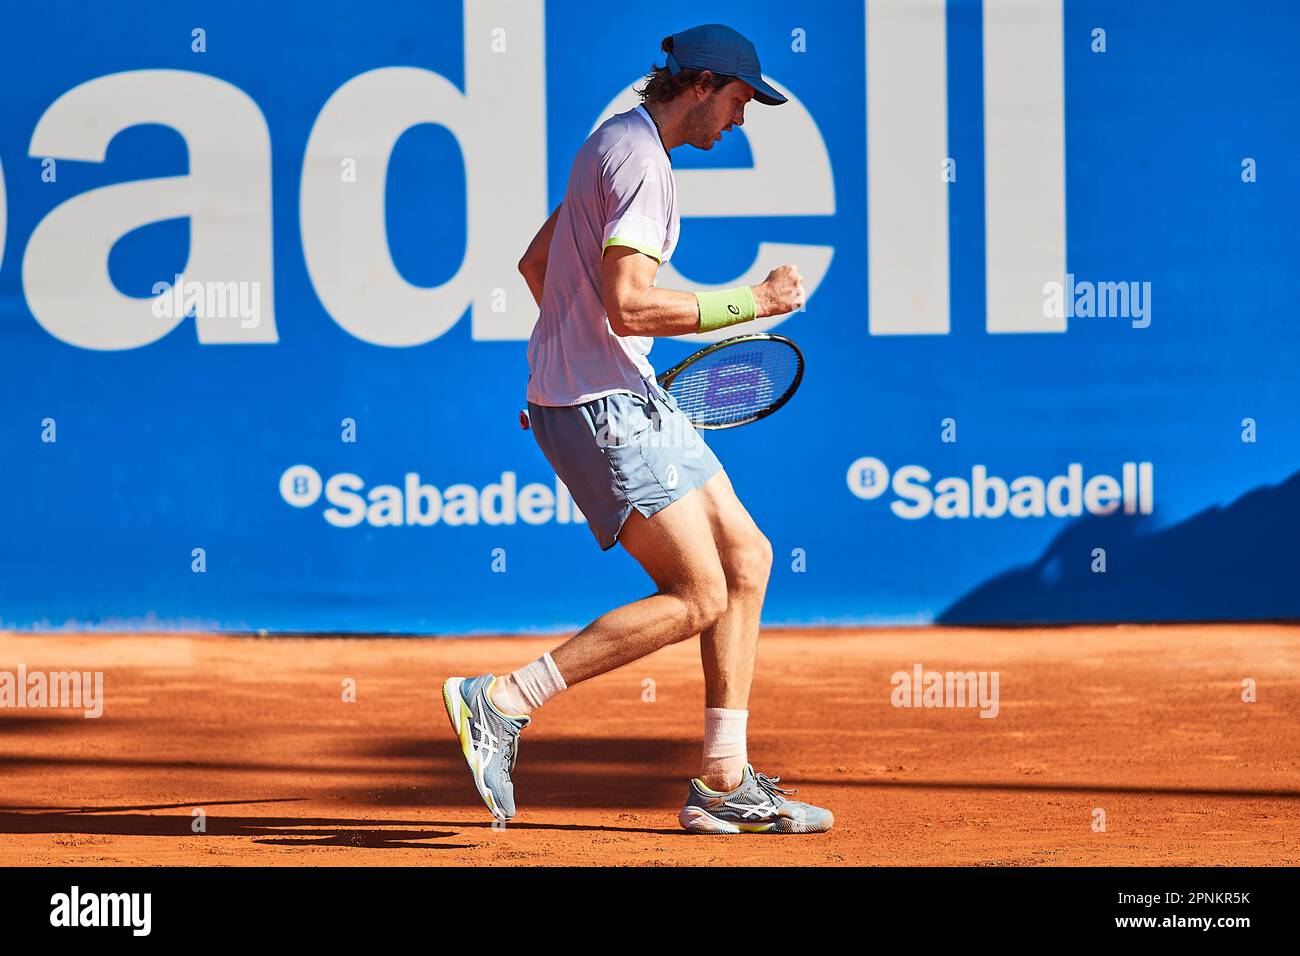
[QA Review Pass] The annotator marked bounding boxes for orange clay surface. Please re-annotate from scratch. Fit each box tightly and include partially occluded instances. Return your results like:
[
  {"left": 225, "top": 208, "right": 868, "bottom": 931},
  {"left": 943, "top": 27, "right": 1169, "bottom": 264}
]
[{"left": 1, "top": 624, "right": 1297, "bottom": 866}]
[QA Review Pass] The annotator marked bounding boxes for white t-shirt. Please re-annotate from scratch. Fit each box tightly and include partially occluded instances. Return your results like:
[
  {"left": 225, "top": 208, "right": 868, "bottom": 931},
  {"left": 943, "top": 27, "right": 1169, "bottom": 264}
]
[{"left": 526, "top": 106, "right": 679, "bottom": 406}]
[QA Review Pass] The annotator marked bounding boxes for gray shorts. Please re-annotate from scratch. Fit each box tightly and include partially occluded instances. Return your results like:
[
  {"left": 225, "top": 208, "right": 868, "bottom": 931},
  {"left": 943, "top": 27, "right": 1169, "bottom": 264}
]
[{"left": 528, "top": 380, "right": 723, "bottom": 551}]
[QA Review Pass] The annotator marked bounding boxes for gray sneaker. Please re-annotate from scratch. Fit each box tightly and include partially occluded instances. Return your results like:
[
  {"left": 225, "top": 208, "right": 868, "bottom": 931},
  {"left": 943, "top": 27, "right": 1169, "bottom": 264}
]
[
  {"left": 442, "top": 674, "right": 530, "bottom": 820},
  {"left": 679, "top": 763, "right": 834, "bottom": 834}
]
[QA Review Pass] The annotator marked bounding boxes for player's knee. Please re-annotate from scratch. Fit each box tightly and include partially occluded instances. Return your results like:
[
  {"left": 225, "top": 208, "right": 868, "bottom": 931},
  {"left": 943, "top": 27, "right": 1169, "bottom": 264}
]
[
  {"left": 689, "top": 576, "right": 730, "bottom": 633},
  {"left": 728, "top": 533, "right": 773, "bottom": 595}
]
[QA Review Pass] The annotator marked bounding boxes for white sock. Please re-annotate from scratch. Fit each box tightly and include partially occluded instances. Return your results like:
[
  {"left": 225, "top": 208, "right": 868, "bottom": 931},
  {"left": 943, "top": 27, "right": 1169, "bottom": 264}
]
[
  {"left": 504, "top": 652, "right": 567, "bottom": 714},
  {"left": 701, "top": 707, "right": 748, "bottom": 791}
]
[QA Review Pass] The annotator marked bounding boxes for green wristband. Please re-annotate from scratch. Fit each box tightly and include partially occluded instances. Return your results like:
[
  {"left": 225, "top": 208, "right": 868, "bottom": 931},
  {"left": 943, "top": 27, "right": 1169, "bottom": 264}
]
[{"left": 696, "top": 286, "right": 757, "bottom": 333}]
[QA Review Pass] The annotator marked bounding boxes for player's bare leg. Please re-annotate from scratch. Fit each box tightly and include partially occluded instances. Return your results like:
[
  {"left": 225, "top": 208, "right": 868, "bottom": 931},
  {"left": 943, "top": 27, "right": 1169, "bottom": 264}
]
[
  {"left": 489, "top": 488, "right": 727, "bottom": 713},
  {"left": 692, "top": 470, "right": 772, "bottom": 792},
  {"left": 668, "top": 471, "right": 831, "bottom": 834}
]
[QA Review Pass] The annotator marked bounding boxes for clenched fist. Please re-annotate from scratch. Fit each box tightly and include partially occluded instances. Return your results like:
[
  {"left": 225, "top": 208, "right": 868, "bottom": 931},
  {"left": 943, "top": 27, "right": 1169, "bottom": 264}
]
[{"left": 753, "top": 264, "right": 805, "bottom": 317}]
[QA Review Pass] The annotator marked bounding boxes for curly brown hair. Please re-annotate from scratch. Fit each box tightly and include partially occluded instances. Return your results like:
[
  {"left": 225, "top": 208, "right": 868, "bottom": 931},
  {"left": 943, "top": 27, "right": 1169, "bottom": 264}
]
[{"left": 636, "top": 35, "right": 738, "bottom": 104}]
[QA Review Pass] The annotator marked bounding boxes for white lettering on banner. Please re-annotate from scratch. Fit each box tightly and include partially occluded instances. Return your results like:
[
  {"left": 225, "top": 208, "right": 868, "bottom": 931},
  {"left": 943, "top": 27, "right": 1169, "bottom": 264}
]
[
  {"left": 10, "top": 1, "right": 1070, "bottom": 349},
  {"left": 279, "top": 464, "right": 585, "bottom": 530},
  {"left": 24, "top": 70, "right": 276, "bottom": 350},
  {"left": 983, "top": 0, "right": 1066, "bottom": 333},
  {"left": 867, "top": 0, "right": 950, "bottom": 335},
  {"left": 590, "top": 80, "right": 834, "bottom": 342},
  {"left": 0, "top": 153, "right": 6, "bottom": 270},
  {"left": 865, "top": 0, "right": 1067, "bottom": 335},
  {"left": 846, "top": 457, "right": 1154, "bottom": 519},
  {"left": 300, "top": 0, "right": 546, "bottom": 346}
]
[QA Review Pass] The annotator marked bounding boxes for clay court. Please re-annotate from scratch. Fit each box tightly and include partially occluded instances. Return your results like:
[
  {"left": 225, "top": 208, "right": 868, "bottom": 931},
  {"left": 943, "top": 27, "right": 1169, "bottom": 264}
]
[{"left": 1, "top": 623, "right": 1297, "bottom": 867}]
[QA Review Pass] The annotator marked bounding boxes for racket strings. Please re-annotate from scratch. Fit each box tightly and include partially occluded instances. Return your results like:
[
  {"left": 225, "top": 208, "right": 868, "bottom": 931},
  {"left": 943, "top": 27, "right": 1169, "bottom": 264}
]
[{"left": 666, "top": 341, "right": 800, "bottom": 427}]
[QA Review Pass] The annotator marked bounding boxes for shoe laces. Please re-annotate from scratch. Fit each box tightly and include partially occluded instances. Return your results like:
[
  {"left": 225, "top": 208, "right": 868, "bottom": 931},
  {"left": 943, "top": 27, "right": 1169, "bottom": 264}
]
[
  {"left": 754, "top": 771, "right": 797, "bottom": 801},
  {"left": 504, "top": 726, "right": 522, "bottom": 774}
]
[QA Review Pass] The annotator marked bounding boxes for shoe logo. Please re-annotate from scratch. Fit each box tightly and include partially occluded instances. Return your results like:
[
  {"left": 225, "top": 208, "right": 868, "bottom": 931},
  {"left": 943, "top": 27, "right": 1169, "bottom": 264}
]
[
  {"left": 724, "top": 798, "right": 780, "bottom": 819},
  {"left": 471, "top": 696, "right": 500, "bottom": 764}
]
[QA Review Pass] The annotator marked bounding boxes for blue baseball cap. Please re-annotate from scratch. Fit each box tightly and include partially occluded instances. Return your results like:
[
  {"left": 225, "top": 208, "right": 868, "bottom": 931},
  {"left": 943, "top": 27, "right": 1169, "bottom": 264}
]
[{"left": 664, "top": 24, "right": 787, "bottom": 106}]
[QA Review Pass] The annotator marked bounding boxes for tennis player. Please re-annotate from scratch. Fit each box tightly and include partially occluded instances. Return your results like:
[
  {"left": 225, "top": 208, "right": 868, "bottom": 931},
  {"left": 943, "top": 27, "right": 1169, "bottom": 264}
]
[{"left": 443, "top": 24, "right": 831, "bottom": 834}]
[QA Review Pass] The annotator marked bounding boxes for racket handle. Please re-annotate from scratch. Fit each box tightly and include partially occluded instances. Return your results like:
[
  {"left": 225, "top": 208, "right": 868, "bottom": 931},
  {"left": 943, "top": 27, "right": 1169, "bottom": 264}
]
[{"left": 519, "top": 409, "right": 531, "bottom": 430}]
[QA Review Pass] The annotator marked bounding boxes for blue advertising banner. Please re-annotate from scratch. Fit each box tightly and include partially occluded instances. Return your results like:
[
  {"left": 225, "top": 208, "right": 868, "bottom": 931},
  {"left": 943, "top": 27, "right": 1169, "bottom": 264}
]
[{"left": 1, "top": 0, "right": 1297, "bottom": 632}]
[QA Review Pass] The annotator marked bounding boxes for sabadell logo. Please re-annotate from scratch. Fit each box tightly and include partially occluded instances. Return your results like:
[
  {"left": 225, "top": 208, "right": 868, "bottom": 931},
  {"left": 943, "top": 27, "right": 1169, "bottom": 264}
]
[
  {"left": 846, "top": 457, "right": 1154, "bottom": 520},
  {"left": 279, "top": 465, "right": 586, "bottom": 529}
]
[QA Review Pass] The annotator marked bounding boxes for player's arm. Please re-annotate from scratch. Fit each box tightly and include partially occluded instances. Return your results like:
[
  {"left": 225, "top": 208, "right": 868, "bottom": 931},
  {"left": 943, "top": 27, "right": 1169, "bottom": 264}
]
[
  {"left": 601, "top": 246, "right": 805, "bottom": 337},
  {"left": 600, "top": 247, "right": 699, "bottom": 336},
  {"left": 518, "top": 204, "right": 562, "bottom": 307}
]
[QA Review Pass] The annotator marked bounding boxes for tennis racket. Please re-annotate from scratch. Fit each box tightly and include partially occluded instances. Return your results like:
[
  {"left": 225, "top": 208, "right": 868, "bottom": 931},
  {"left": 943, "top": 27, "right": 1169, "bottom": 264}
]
[
  {"left": 656, "top": 332, "right": 804, "bottom": 430},
  {"left": 519, "top": 332, "right": 804, "bottom": 431}
]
